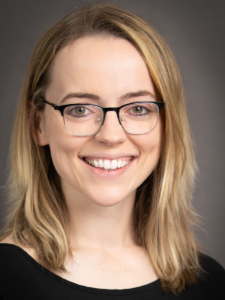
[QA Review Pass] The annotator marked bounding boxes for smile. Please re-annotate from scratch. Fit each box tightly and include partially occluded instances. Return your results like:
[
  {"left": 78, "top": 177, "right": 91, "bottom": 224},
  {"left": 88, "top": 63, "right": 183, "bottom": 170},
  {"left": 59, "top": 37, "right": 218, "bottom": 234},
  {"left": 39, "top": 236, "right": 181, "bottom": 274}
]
[{"left": 84, "top": 157, "right": 132, "bottom": 171}]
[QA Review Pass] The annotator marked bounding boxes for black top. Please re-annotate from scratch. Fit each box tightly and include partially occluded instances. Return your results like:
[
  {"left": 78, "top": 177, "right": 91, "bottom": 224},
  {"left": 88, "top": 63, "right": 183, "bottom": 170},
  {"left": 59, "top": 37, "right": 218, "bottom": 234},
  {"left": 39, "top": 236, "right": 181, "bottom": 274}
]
[{"left": 0, "top": 244, "right": 224, "bottom": 299}]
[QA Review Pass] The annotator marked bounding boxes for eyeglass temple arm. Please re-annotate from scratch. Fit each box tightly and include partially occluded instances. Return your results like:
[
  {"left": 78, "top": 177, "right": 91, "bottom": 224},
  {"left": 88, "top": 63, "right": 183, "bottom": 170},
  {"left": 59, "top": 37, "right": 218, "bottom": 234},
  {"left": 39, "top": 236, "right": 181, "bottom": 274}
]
[{"left": 42, "top": 99, "right": 56, "bottom": 108}]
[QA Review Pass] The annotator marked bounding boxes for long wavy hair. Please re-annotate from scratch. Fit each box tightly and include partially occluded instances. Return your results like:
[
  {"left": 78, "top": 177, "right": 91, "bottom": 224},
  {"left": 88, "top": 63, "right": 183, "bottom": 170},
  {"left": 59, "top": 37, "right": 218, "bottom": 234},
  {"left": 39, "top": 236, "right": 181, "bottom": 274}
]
[{"left": 0, "top": 2, "right": 202, "bottom": 294}]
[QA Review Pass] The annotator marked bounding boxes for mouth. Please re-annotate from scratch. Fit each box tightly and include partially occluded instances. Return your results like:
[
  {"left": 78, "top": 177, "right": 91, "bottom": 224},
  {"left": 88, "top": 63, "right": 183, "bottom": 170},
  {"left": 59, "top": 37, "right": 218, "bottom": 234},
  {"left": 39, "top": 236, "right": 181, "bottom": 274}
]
[
  {"left": 79, "top": 155, "right": 137, "bottom": 179},
  {"left": 82, "top": 156, "right": 135, "bottom": 171}
]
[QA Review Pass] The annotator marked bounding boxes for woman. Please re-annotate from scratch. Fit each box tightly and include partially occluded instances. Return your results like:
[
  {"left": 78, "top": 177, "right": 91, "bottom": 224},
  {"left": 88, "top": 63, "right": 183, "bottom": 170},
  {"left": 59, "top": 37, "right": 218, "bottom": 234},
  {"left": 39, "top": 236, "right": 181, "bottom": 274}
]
[{"left": 0, "top": 2, "right": 224, "bottom": 299}]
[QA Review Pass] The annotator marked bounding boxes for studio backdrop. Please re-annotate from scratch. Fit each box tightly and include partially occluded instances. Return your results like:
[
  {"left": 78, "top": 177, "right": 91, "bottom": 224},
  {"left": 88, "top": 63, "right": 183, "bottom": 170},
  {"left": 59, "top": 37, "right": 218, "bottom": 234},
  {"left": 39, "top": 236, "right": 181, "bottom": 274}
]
[{"left": 0, "top": 0, "right": 224, "bottom": 266}]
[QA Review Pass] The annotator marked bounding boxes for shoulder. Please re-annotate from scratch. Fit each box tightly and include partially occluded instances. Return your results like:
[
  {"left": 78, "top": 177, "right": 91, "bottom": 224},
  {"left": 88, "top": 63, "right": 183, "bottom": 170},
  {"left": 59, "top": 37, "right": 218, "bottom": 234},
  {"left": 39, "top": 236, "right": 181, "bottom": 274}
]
[
  {"left": 0, "top": 242, "right": 36, "bottom": 294},
  {"left": 0, "top": 240, "right": 51, "bottom": 299},
  {"left": 0, "top": 235, "right": 38, "bottom": 261},
  {"left": 0, "top": 242, "right": 37, "bottom": 272},
  {"left": 199, "top": 252, "right": 225, "bottom": 278},
  {"left": 196, "top": 253, "right": 225, "bottom": 299}
]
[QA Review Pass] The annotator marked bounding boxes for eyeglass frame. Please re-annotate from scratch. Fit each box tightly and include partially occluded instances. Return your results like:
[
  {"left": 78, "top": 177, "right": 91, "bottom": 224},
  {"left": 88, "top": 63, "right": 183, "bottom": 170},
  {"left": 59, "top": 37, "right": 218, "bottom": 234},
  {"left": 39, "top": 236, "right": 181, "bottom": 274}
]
[{"left": 41, "top": 99, "right": 166, "bottom": 136}]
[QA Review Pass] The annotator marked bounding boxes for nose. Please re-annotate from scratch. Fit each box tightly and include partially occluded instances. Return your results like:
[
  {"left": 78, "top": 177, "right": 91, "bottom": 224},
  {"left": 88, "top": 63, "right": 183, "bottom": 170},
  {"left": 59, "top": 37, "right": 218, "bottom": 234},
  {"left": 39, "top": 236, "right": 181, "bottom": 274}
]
[{"left": 94, "top": 111, "right": 126, "bottom": 146}]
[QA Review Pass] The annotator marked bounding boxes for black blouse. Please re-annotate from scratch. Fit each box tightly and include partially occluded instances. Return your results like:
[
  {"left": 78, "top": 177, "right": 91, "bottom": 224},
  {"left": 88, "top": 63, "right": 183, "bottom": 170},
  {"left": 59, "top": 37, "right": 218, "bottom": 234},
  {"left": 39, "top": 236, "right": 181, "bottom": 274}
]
[{"left": 0, "top": 244, "right": 224, "bottom": 299}]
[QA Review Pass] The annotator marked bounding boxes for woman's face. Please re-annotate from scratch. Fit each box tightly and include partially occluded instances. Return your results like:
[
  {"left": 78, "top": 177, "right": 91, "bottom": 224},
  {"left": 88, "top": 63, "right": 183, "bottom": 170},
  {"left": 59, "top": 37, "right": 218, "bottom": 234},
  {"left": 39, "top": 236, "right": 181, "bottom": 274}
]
[{"left": 37, "top": 36, "right": 163, "bottom": 206}]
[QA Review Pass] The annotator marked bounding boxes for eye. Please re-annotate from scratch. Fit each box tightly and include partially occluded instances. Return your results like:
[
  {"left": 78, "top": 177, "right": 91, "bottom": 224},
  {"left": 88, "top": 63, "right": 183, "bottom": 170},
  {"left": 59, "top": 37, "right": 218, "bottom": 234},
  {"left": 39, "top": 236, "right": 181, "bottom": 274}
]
[
  {"left": 66, "top": 106, "right": 91, "bottom": 117},
  {"left": 128, "top": 105, "right": 150, "bottom": 116},
  {"left": 73, "top": 107, "right": 87, "bottom": 115},
  {"left": 121, "top": 102, "right": 158, "bottom": 119},
  {"left": 131, "top": 106, "right": 147, "bottom": 114}
]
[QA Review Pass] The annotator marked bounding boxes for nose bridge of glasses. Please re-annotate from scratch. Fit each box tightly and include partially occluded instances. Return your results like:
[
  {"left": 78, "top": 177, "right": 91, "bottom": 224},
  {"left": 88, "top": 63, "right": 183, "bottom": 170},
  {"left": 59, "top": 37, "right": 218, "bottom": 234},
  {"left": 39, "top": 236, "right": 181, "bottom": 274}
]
[{"left": 101, "top": 107, "right": 121, "bottom": 126}]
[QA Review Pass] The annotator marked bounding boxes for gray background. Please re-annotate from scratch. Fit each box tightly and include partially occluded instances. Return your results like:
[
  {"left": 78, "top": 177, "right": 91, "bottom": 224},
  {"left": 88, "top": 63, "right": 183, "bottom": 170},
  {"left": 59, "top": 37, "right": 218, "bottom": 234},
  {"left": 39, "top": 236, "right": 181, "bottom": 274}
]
[{"left": 0, "top": 0, "right": 224, "bottom": 266}]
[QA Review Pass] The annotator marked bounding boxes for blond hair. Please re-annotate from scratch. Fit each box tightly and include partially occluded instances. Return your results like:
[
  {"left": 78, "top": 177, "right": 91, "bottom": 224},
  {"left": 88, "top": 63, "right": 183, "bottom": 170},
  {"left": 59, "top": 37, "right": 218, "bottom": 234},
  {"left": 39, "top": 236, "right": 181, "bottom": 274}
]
[{"left": 1, "top": 2, "right": 202, "bottom": 293}]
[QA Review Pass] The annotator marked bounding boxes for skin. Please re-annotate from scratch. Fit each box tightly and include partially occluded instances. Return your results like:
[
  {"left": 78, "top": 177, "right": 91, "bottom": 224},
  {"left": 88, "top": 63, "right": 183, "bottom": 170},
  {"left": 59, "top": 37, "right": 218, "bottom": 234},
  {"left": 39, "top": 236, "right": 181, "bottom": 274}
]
[{"left": 2, "top": 36, "right": 163, "bottom": 289}]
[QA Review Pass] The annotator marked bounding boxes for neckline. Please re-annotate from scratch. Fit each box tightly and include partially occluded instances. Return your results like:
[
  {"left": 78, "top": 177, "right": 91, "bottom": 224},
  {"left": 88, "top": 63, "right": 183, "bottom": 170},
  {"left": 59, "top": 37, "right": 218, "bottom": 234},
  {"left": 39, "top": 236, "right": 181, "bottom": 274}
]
[{"left": 0, "top": 243, "right": 161, "bottom": 295}]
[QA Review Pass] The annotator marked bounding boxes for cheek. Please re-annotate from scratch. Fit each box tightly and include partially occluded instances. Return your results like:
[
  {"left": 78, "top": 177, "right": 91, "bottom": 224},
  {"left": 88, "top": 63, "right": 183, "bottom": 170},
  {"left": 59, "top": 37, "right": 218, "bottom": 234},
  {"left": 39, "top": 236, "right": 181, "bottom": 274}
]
[
  {"left": 48, "top": 135, "right": 89, "bottom": 191},
  {"left": 130, "top": 119, "right": 162, "bottom": 171},
  {"left": 134, "top": 132, "right": 161, "bottom": 153},
  {"left": 43, "top": 113, "right": 87, "bottom": 180}
]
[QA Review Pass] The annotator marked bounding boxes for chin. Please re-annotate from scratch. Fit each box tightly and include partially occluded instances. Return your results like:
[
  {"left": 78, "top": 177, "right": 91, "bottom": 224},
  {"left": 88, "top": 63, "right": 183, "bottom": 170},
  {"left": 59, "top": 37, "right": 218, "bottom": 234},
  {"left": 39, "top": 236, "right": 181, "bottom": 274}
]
[{"left": 86, "top": 189, "right": 131, "bottom": 207}]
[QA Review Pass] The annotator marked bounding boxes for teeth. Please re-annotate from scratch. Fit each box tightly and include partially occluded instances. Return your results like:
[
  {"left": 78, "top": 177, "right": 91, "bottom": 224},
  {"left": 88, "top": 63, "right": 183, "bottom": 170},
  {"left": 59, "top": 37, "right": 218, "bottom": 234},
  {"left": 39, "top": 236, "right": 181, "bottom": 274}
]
[
  {"left": 99, "top": 159, "right": 104, "bottom": 168},
  {"left": 104, "top": 160, "right": 111, "bottom": 169},
  {"left": 111, "top": 160, "right": 117, "bottom": 170},
  {"left": 117, "top": 160, "right": 122, "bottom": 168},
  {"left": 84, "top": 158, "right": 132, "bottom": 170}
]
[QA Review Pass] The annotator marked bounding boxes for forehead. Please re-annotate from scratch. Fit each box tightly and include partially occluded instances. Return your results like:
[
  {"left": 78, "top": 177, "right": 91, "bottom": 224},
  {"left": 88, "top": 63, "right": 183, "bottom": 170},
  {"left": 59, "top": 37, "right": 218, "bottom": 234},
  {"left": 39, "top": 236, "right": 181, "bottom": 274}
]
[{"left": 47, "top": 36, "right": 156, "bottom": 102}]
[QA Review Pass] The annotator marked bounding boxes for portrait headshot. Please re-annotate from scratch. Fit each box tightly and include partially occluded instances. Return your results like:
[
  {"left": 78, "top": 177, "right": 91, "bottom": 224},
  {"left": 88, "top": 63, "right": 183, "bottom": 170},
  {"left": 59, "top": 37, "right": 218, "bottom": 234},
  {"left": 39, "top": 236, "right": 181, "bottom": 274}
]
[{"left": 0, "top": 1, "right": 224, "bottom": 299}]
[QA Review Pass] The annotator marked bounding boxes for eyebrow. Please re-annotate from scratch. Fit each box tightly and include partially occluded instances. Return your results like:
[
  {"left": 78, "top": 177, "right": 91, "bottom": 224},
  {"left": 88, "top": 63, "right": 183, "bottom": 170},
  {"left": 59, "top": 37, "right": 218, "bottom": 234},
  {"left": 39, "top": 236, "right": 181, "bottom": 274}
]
[{"left": 59, "top": 90, "right": 155, "bottom": 104}]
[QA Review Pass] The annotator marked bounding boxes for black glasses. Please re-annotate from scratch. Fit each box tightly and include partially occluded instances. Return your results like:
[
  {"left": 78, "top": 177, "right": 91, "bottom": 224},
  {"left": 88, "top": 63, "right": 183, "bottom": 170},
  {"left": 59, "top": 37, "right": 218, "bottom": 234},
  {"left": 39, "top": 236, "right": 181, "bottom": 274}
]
[{"left": 42, "top": 99, "right": 165, "bottom": 136}]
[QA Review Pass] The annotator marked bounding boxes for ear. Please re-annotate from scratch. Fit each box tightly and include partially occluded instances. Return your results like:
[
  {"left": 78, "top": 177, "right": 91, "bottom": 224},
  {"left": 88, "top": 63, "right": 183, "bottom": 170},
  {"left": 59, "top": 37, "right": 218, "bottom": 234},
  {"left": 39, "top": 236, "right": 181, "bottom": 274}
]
[
  {"left": 28, "top": 100, "right": 48, "bottom": 146},
  {"left": 36, "top": 109, "right": 49, "bottom": 146}
]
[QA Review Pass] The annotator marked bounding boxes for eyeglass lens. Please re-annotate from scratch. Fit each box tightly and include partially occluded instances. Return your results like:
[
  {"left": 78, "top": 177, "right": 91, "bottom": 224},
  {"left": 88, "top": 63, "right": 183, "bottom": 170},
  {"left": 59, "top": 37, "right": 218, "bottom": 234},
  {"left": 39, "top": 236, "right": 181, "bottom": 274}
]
[{"left": 63, "top": 103, "right": 159, "bottom": 136}]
